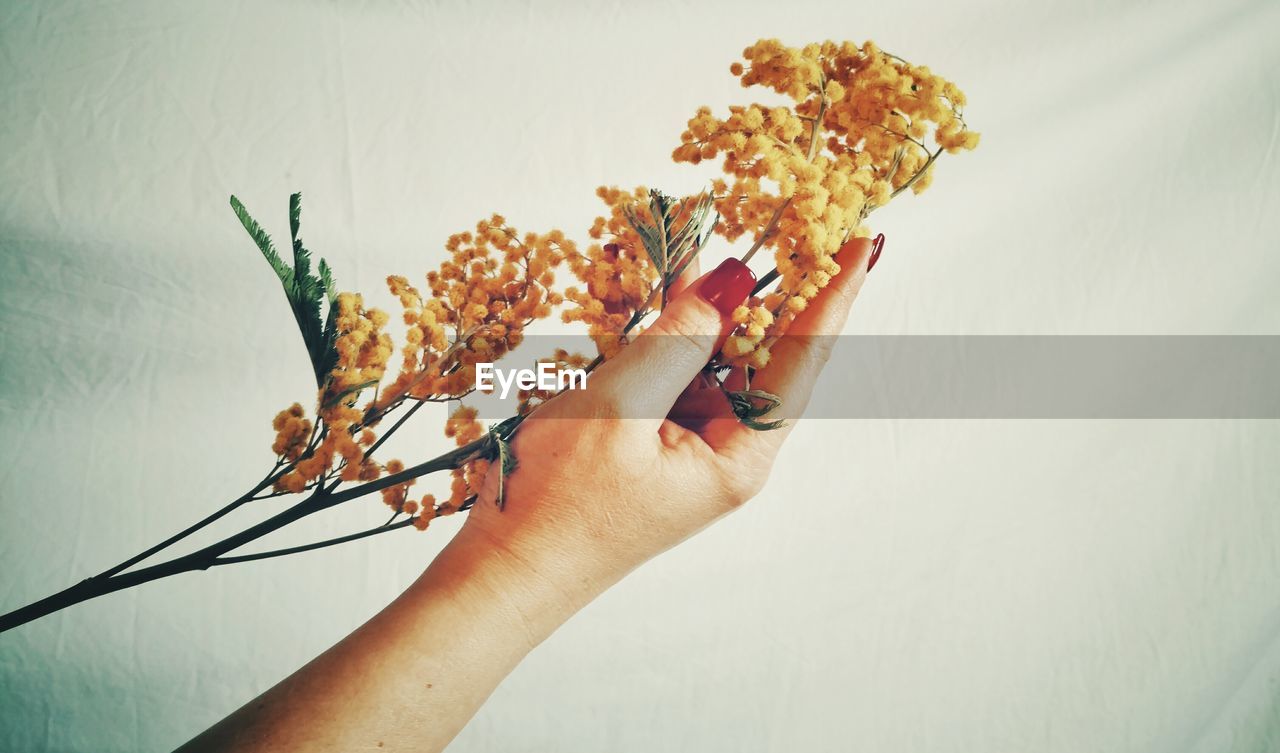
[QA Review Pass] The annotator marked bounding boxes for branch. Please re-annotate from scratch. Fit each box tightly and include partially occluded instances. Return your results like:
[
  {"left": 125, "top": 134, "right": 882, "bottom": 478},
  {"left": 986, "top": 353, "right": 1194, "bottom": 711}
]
[
  {"left": 96, "top": 461, "right": 287, "bottom": 579},
  {"left": 212, "top": 519, "right": 416, "bottom": 565},
  {"left": 0, "top": 432, "right": 496, "bottom": 634}
]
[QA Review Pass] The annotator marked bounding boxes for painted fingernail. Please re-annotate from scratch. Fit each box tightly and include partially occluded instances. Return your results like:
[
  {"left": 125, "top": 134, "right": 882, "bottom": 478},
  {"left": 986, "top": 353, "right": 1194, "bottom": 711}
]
[
  {"left": 699, "top": 258, "right": 756, "bottom": 316},
  {"left": 867, "top": 233, "right": 885, "bottom": 271}
]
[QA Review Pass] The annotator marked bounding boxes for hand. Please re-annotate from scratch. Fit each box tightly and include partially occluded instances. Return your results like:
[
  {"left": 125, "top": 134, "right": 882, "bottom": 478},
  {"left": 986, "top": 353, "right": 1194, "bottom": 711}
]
[
  {"left": 458, "top": 235, "right": 879, "bottom": 617},
  {"left": 179, "top": 235, "right": 879, "bottom": 753}
]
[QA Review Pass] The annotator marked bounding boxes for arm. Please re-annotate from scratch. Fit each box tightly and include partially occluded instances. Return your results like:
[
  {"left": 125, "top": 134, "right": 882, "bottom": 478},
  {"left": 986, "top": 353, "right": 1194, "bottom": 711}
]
[
  {"left": 178, "top": 235, "right": 878, "bottom": 752},
  {"left": 177, "top": 525, "right": 590, "bottom": 751}
]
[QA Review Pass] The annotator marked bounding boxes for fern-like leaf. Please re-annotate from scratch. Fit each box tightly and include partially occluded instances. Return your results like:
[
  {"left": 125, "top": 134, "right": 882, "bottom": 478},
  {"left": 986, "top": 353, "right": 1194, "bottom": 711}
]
[
  {"left": 622, "top": 189, "right": 720, "bottom": 291},
  {"left": 230, "top": 195, "right": 293, "bottom": 293},
  {"left": 230, "top": 193, "right": 342, "bottom": 390},
  {"left": 725, "top": 388, "right": 787, "bottom": 431}
]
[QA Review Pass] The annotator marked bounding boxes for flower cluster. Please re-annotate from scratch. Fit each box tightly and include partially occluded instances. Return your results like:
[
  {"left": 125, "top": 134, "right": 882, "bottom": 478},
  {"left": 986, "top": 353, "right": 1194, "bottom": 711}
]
[
  {"left": 264, "top": 37, "right": 976, "bottom": 530},
  {"left": 270, "top": 217, "right": 570, "bottom": 520},
  {"left": 0, "top": 37, "right": 981, "bottom": 640},
  {"left": 517, "top": 348, "right": 595, "bottom": 411},
  {"left": 675, "top": 38, "right": 978, "bottom": 366},
  {"left": 270, "top": 403, "right": 312, "bottom": 461},
  {"left": 381, "top": 215, "right": 568, "bottom": 407},
  {"left": 271, "top": 293, "right": 392, "bottom": 492},
  {"left": 375, "top": 406, "right": 486, "bottom": 533},
  {"left": 561, "top": 187, "right": 662, "bottom": 357}
]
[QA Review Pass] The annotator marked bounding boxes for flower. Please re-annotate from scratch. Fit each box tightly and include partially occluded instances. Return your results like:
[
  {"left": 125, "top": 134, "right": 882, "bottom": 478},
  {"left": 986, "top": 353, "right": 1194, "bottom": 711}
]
[
  {"left": 561, "top": 187, "right": 662, "bottom": 357},
  {"left": 674, "top": 39, "right": 978, "bottom": 365},
  {"left": 261, "top": 37, "right": 976, "bottom": 530},
  {"left": 379, "top": 216, "right": 567, "bottom": 408},
  {"left": 271, "top": 403, "right": 312, "bottom": 461}
]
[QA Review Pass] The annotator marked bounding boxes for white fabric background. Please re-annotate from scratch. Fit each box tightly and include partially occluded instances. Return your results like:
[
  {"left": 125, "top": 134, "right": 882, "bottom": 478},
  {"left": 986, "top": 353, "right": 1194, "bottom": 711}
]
[{"left": 2, "top": 0, "right": 1279, "bottom": 750}]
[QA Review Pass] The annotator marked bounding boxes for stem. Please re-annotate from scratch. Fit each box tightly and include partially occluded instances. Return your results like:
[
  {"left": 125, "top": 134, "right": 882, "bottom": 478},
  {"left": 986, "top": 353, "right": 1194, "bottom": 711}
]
[
  {"left": 98, "top": 497, "right": 253, "bottom": 579},
  {"left": 212, "top": 518, "right": 416, "bottom": 565},
  {"left": 889, "top": 146, "right": 943, "bottom": 199},
  {"left": 97, "top": 462, "right": 286, "bottom": 579},
  {"left": 583, "top": 284, "right": 663, "bottom": 372},
  {"left": 751, "top": 268, "right": 781, "bottom": 297},
  {"left": 362, "top": 398, "right": 427, "bottom": 462},
  {"left": 739, "top": 198, "right": 792, "bottom": 265},
  {"left": 741, "top": 84, "right": 826, "bottom": 266},
  {"left": 0, "top": 550, "right": 212, "bottom": 635},
  {"left": 0, "top": 434, "right": 494, "bottom": 634}
]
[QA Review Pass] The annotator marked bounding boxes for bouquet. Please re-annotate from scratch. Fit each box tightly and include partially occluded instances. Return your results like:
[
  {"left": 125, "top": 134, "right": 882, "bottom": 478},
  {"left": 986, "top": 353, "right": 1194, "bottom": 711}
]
[{"left": 0, "top": 38, "right": 977, "bottom": 633}]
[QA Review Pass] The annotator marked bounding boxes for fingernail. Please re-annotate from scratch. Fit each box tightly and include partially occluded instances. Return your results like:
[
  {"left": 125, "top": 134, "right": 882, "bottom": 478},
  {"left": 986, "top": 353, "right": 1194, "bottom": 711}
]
[
  {"left": 867, "top": 233, "right": 885, "bottom": 272},
  {"left": 699, "top": 258, "right": 756, "bottom": 316}
]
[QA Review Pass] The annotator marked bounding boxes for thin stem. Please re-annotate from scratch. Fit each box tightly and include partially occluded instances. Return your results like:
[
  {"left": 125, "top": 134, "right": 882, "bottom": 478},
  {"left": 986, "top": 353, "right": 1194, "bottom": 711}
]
[
  {"left": 751, "top": 267, "right": 781, "bottom": 297},
  {"left": 741, "top": 86, "right": 826, "bottom": 267},
  {"left": 740, "top": 198, "right": 792, "bottom": 265},
  {"left": 0, "top": 433, "right": 495, "bottom": 634},
  {"left": 364, "top": 398, "right": 427, "bottom": 460},
  {"left": 96, "top": 462, "right": 285, "bottom": 579},
  {"left": 806, "top": 80, "right": 828, "bottom": 162},
  {"left": 889, "top": 146, "right": 943, "bottom": 199},
  {"left": 212, "top": 519, "right": 416, "bottom": 566}
]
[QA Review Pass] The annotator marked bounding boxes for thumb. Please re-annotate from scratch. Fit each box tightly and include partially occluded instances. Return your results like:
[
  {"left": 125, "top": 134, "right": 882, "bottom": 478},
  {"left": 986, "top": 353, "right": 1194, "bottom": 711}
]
[{"left": 592, "top": 258, "right": 756, "bottom": 421}]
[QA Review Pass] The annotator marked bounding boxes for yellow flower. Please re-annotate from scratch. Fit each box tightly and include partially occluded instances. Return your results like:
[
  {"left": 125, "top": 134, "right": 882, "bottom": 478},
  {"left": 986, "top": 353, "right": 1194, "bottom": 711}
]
[
  {"left": 270, "top": 403, "right": 312, "bottom": 461},
  {"left": 674, "top": 38, "right": 977, "bottom": 366},
  {"left": 262, "top": 37, "right": 976, "bottom": 528}
]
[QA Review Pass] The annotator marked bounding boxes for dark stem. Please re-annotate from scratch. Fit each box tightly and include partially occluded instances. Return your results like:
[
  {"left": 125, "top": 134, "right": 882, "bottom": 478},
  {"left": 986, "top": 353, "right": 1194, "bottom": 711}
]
[
  {"left": 212, "top": 518, "right": 416, "bottom": 565},
  {"left": 751, "top": 268, "right": 781, "bottom": 297},
  {"left": 363, "top": 398, "right": 426, "bottom": 459},
  {"left": 0, "top": 434, "right": 494, "bottom": 634},
  {"left": 96, "top": 462, "right": 287, "bottom": 579}
]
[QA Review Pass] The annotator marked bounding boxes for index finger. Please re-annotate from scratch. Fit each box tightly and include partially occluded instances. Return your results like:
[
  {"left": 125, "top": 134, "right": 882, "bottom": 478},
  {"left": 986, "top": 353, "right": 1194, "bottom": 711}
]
[
  {"left": 584, "top": 258, "right": 756, "bottom": 426},
  {"left": 703, "top": 234, "right": 880, "bottom": 455}
]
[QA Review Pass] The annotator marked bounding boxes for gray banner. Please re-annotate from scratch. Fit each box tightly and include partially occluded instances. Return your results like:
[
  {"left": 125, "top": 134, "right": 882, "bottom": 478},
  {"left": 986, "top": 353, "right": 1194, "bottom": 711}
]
[{"left": 450, "top": 336, "right": 1280, "bottom": 419}]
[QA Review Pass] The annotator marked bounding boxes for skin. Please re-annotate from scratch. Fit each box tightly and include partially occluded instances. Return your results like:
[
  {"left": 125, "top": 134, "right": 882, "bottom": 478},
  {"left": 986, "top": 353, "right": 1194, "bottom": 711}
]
[{"left": 178, "top": 236, "right": 875, "bottom": 752}]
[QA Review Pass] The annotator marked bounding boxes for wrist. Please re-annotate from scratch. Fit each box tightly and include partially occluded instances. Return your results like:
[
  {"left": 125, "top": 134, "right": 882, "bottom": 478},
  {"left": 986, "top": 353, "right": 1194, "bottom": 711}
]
[{"left": 423, "top": 522, "right": 608, "bottom": 651}]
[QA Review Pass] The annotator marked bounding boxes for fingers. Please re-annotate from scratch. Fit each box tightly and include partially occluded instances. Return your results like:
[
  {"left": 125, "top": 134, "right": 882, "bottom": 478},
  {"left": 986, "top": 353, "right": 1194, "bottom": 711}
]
[
  {"left": 704, "top": 234, "right": 880, "bottom": 454},
  {"left": 589, "top": 258, "right": 756, "bottom": 424},
  {"left": 666, "top": 256, "right": 700, "bottom": 300}
]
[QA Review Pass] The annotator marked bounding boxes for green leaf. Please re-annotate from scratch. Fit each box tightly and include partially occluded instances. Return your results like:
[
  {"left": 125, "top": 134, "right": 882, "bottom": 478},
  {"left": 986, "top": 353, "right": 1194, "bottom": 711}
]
[
  {"left": 725, "top": 388, "right": 786, "bottom": 431},
  {"left": 621, "top": 188, "right": 720, "bottom": 293},
  {"left": 231, "top": 193, "right": 342, "bottom": 390},
  {"left": 321, "top": 379, "right": 379, "bottom": 410},
  {"left": 317, "top": 258, "right": 337, "bottom": 303},
  {"left": 289, "top": 192, "right": 302, "bottom": 248},
  {"left": 482, "top": 416, "right": 525, "bottom": 510},
  {"left": 623, "top": 202, "right": 666, "bottom": 275},
  {"left": 492, "top": 433, "right": 518, "bottom": 511},
  {"left": 230, "top": 195, "right": 292, "bottom": 291}
]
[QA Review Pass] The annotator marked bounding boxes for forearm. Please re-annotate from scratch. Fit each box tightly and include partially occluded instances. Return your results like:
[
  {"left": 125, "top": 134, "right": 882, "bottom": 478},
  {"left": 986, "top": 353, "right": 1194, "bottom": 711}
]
[{"left": 177, "top": 524, "right": 594, "bottom": 752}]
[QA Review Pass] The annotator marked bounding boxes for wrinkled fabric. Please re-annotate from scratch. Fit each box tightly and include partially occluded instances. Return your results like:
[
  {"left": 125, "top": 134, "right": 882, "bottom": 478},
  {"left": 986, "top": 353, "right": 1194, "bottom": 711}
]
[{"left": 1, "top": 1, "right": 1278, "bottom": 751}]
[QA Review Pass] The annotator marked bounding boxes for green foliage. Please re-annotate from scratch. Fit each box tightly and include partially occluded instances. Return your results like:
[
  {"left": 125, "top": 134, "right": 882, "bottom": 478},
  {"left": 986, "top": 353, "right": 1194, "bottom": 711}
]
[
  {"left": 623, "top": 189, "right": 719, "bottom": 291},
  {"left": 230, "top": 193, "right": 339, "bottom": 389},
  {"left": 321, "top": 379, "right": 379, "bottom": 410},
  {"left": 486, "top": 415, "right": 524, "bottom": 510},
  {"left": 725, "top": 388, "right": 787, "bottom": 431},
  {"left": 491, "top": 434, "right": 517, "bottom": 511}
]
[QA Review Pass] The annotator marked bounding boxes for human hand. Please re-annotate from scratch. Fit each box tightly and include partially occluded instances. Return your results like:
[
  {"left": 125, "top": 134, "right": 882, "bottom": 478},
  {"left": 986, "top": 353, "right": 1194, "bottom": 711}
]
[
  {"left": 175, "top": 236, "right": 879, "bottom": 753},
  {"left": 457, "top": 235, "right": 880, "bottom": 617}
]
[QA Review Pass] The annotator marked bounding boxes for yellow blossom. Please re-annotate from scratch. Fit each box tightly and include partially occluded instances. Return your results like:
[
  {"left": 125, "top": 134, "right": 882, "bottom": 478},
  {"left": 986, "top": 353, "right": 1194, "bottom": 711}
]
[
  {"left": 261, "top": 37, "right": 975, "bottom": 531},
  {"left": 675, "top": 38, "right": 977, "bottom": 365}
]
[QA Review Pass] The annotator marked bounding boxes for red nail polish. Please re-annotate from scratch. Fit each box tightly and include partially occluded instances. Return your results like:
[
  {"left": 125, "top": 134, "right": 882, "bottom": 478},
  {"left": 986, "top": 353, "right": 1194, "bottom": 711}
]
[
  {"left": 867, "top": 233, "right": 885, "bottom": 271},
  {"left": 699, "top": 258, "right": 756, "bottom": 316}
]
